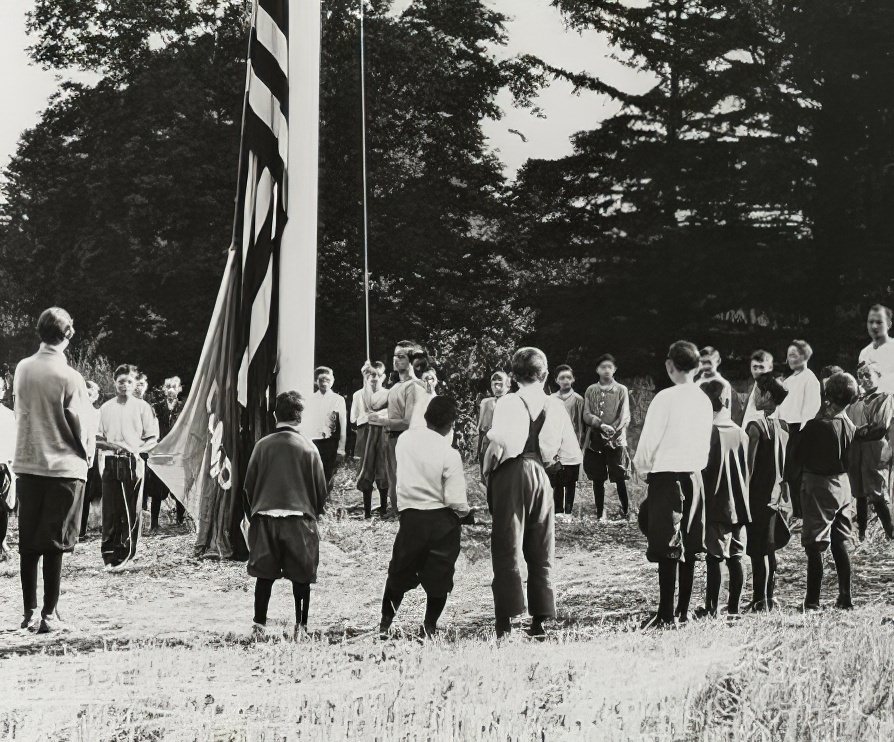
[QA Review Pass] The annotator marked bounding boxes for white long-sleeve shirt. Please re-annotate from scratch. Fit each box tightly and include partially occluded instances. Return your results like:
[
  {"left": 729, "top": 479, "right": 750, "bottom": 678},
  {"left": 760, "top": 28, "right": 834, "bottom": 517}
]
[
  {"left": 633, "top": 383, "right": 713, "bottom": 476},
  {"left": 859, "top": 340, "right": 894, "bottom": 394},
  {"left": 776, "top": 368, "right": 821, "bottom": 427},
  {"left": 395, "top": 427, "right": 468, "bottom": 514},
  {"left": 487, "top": 383, "right": 583, "bottom": 467}
]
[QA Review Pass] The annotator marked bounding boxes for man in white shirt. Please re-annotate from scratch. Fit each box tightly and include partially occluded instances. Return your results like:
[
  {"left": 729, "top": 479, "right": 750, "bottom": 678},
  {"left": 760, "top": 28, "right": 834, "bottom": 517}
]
[
  {"left": 634, "top": 340, "right": 713, "bottom": 629},
  {"left": 741, "top": 350, "right": 774, "bottom": 428},
  {"left": 697, "top": 346, "right": 732, "bottom": 410},
  {"left": 96, "top": 364, "right": 157, "bottom": 569},
  {"left": 484, "top": 347, "right": 582, "bottom": 638},
  {"left": 379, "top": 396, "right": 470, "bottom": 639},
  {"left": 302, "top": 366, "right": 347, "bottom": 492},
  {"left": 859, "top": 304, "right": 894, "bottom": 394}
]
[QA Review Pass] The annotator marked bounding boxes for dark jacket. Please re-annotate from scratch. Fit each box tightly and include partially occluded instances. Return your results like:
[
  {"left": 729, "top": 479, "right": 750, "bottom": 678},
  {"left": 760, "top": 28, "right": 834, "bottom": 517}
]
[
  {"left": 153, "top": 399, "right": 184, "bottom": 441},
  {"left": 244, "top": 427, "right": 328, "bottom": 517}
]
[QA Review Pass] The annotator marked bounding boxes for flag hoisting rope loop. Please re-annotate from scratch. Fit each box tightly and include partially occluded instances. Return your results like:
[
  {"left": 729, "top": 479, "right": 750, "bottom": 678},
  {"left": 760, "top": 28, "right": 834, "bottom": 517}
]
[{"left": 359, "top": 0, "right": 372, "bottom": 362}]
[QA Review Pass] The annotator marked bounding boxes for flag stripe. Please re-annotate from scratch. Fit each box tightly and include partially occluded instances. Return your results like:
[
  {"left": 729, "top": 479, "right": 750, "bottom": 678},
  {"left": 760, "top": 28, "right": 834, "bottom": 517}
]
[{"left": 255, "top": 5, "right": 289, "bottom": 76}]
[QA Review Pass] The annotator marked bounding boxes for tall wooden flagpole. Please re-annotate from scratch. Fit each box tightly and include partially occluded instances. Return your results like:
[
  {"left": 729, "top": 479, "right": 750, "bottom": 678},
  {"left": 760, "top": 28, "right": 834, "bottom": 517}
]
[{"left": 278, "top": 0, "right": 321, "bottom": 397}]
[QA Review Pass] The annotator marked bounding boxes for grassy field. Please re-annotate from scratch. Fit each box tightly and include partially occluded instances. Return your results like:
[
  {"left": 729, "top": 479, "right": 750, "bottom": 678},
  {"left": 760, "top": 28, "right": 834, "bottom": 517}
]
[{"left": 2, "top": 466, "right": 894, "bottom": 740}]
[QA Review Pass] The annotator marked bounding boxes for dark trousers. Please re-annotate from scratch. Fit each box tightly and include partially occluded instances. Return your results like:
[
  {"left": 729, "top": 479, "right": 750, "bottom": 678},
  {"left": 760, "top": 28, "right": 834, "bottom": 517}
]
[
  {"left": 313, "top": 437, "right": 339, "bottom": 489},
  {"left": 856, "top": 497, "right": 894, "bottom": 538},
  {"left": 101, "top": 466, "right": 142, "bottom": 566},
  {"left": 490, "top": 457, "right": 555, "bottom": 619}
]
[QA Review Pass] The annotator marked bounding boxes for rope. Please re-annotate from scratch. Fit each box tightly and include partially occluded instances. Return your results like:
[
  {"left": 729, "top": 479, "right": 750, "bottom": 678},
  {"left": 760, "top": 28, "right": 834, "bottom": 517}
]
[{"left": 359, "top": 0, "right": 372, "bottom": 362}]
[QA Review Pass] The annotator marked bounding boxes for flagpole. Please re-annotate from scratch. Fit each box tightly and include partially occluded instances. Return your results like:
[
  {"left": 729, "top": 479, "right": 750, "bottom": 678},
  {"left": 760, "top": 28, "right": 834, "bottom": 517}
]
[{"left": 359, "top": 0, "right": 372, "bottom": 362}]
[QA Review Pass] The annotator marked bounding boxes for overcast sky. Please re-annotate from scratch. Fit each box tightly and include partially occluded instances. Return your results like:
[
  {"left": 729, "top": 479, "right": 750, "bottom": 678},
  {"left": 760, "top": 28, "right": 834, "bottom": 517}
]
[{"left": 0, "top": 0, "right": 650, "bottom": 179}]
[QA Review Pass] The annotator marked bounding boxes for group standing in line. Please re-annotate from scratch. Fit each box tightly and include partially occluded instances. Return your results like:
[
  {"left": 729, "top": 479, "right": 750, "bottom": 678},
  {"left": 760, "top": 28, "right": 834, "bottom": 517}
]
[{"left": 7, "top": 303, "right": 894, "bottom": 637}]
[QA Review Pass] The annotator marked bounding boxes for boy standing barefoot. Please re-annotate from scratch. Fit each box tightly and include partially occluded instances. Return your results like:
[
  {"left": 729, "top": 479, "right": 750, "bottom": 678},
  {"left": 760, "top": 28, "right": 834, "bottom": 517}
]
[{"left": 634, "top": 341, "right": 714, "bottom": 628}]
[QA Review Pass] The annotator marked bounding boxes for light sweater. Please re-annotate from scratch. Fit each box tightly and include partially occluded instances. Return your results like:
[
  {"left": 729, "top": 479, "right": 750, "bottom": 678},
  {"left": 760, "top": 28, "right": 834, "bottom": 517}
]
[
  {"left": 777, "top": 368, "right": 821, "bottom": 426},
  {"left": 13, "top": 344, "right": 92, "bottom": 481},
  {"left": 395, "top": 427, "right": 469, "bottom": 514},
  {"left": 633, "top": 382, "right": 714, "bottom": 475}
]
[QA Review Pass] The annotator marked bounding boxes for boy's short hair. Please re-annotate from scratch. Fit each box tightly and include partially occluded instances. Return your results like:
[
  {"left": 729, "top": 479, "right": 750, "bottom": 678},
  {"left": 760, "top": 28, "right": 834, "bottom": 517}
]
[
  {"left": 820, "top": 365, "right": 844, "bottom": 381},
  {"left": 362, "top": 361, "right": 386, "bottom": 375},
  {"left": 85, "top": 380, "right": 100, "bottom": 393},
  {"left": 699, "top": 346, "right": 720, "bottom": 361},
  {"left": 554, "top": 364, "right": 574, "bottom": 378},
  {"left": 667, "top": 341, "right": 700, "bottom": 373},
  {"left": 789, "top": 339, "right": 813, "bottom": 361},
  {"left": 756, "top": 372, "right": 788, "bottom": 405},
  {"left": 750, "top": 349, "right": 773, "bottom": 364},
  {"left": 37, "top": 307, "right": 74, "bottom": 345},
  {"left": 825, "top": 372, "right": 858, "bottom": 407},
  {"left": 857, "top": 361, "right": 880, "bottom": 378},
  {"left": 869, "top": 304, "right": 893, "bottom": 324},
  {"left": 700, "top": 379, "right": 726, "bottom": 412},
  {"left": 424, "top": 395, "right": 457, "bottom": 429},
  {"left": 315, "top": 366, "right": 334, "bottom": 379},
  {"left": 135, "top": 372, "right": 147, "bottom": 382},
  {"left": 595, "top": 353, "right": 617, "bottom": 368},
  {"left": 490, "top": 371, "right": 509, "bottom": 382},
  {"left": 114, "top": 364, "right": 137, "bottom": 380},
  {"left": 274, "top": 391, "right": 305, "bottom": 423},
  {"left": 164, "top": 376, "right": 182, "bottom": 387},
  {"left": 511, "top": 347, "right": 548, "bottom": 384}
]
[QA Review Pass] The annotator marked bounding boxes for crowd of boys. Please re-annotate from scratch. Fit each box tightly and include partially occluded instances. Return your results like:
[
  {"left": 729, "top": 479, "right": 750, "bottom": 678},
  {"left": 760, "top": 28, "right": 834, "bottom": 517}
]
[{"left": 8, "top": 304, "right": 894, "bottom": 636}]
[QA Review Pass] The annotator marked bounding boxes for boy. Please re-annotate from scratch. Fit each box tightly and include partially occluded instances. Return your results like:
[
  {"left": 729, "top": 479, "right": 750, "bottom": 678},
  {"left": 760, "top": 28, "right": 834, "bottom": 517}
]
[
  {"left": 379, "top": 396, "right": 471, "bottom": 638},
  {"left": 484, "top": 347, "right": 582, "bottom": 638},
  {"left": 79, "top": 380, "right": 102, "bottom": 539},
  {"left": 244, "top": 391, "right": 328, "bottom": 635},
  {"left": 634, "top": 341, "right": 714, "bottom": 628},
  {"left": 697, "top": 346, "right": 732, "bottom": 410},
  {"left": 697, "top": 380, "right": 750, "bottom": 618},
  {"left": 741, "top": 350, "right": 774, "bottom": 428},
  {"left": 96, "top": 364, "right": 157, "bottom": 569},
  {"left": 791, "top": 372, "right": 859, "bottom": 611},
  {"left": 352, "top": 362, "right": 390, "bottom": 518},
  {"left": 421, "top": 369, "right": 439, "bottom": 398},
  {"left": 744, "top": 373, "right": 790, "bottom": 612},
  {"left": 367, "top": 341, "right": 428, "bottom": 513},
  {"left": 860, "top": 304, "right": 894, "bottom": 393},
  {"left": 551, "top": 365, "right": 584, "bottom": 516},
  {"left": 477, "top": 371, "right": 510, "bottom": 470},
  {"left": 302, "top": 366, "right": 347, "bottom": 492},
  {"left": 147, "top": 376, "right": 186, "bottom": 531},
  {"left": 847, "top": 362, "right": 894, "bottom": 541},
  {"left": 583, "top": 354, "right": 631, "bottom": 521}
]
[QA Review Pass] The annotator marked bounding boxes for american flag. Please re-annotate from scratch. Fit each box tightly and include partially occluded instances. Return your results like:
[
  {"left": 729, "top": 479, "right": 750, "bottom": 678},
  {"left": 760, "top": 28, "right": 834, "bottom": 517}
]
[{"left": 149, "top": 0, "right": 293, "bottom": 559}]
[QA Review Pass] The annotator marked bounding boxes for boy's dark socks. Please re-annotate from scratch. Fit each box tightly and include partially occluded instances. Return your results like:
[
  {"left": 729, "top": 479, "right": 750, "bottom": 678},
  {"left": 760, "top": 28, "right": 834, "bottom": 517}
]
[
  {"left": 875, "top": 501, "right": 894, "bottom": 538},
  {"left": 424, "top": 595, "right": 447, "bottom": 628},
  {"left": 657, "top": 559, "right": 677, "bottom": 623},
  {"left": 617, "top": 480, "right": 630, "bottom": 515},
  {"left": 362, "top": 490, "right": 373, "bottom": 519},
  {"left": 805, "top": 550, "right": 823, "bottom": 608},
  {"left": 830, "top": 540, "right": 852, "bottom": 604},
  {"left": 727, "top": 557, "right": 744, "bottom": 615},
  {"left": 564, "top": 485, "right": 575, "bottom": 514},
  {"left": 254, "top": 578, "right": 275, "bottom": 625},
  {"left": 593, "top": 483, "right": 605, "bottom": 518},
  {"left": 705, "top": 559, "right": 721, "bottom": 615},
  {"left": 676, "top": 560, "right": 695, "bottom": 620},
  {"left": 293, "top": 582, "right": 310, "bottom": 625}
]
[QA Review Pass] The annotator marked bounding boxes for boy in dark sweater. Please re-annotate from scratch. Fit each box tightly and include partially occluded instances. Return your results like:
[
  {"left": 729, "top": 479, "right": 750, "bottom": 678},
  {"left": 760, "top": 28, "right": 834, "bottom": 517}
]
[
  {"left": 792, "top": 372, "right": 859, "bottom": 611},
  {"left": 244, "top": 391, "right": 329, "bottom": 635},
  {"left": 697, "top": 380, "right": 750, "bottom": 618}
]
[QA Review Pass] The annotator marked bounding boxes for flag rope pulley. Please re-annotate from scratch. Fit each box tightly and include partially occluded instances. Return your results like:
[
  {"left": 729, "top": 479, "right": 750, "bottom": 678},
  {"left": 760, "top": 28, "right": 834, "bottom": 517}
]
[{"left": 359, "top": 0, "right": 372, "bottom": 362}]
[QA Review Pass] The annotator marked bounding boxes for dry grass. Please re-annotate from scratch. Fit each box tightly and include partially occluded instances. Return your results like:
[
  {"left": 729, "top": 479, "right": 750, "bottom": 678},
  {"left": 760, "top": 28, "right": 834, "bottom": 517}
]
[{"left": 2, "top": 465, "right": 894, "bottom": 740}]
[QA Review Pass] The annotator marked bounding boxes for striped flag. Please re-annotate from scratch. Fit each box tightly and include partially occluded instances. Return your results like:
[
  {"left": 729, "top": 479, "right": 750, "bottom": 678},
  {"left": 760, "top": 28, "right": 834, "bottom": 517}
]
[{"left": 149, "top": 0, "right": 320, "bottom": 559}]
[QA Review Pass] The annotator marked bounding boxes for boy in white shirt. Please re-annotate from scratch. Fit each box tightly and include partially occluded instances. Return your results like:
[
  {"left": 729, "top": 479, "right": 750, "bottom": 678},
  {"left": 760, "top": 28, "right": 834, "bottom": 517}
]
[
  {"left": 741, "top": 350, "right": 774, "bottom": 428},
  {"left": 352, "top": 361, "right": 390, "bottom": 518},
  {"left": 634, "top": 341, "right": 714, "bottom": 628},
  {"left": 379, "top": 396, "right": 471, "bottom": 639},
  {"left": 303, "top": 366, "right": 347, "bottom": 492},
  {"left": 860, "top": 304, "right": 894, "bottom": 393},
  {"left": 484, "top": 347, "right": 582, "bottom": 638},
  {"left": 96, "top": 364, "right": 157, "bottom": 569}
]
